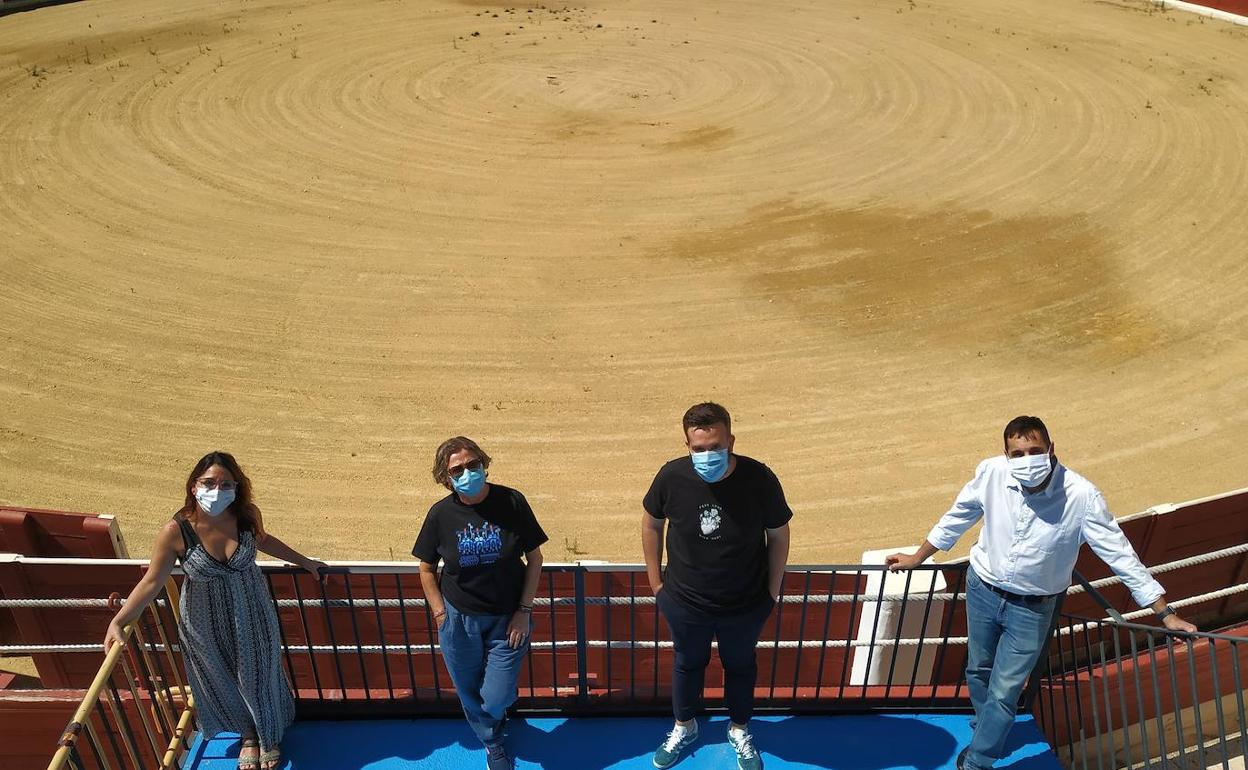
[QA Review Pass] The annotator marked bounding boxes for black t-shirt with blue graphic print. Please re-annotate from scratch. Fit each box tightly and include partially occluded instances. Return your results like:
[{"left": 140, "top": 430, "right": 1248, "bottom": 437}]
[
  {"left": 413, "top": 484, "right": 548, "bottom": 616},
  {"left": 644, "top": 455, "right": 793, "bottom": 614}
]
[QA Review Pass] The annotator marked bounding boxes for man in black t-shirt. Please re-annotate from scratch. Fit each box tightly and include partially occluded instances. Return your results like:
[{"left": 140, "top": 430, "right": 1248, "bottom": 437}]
[{"left": 642, "top": 402, "right": 792, "bottom": 770}]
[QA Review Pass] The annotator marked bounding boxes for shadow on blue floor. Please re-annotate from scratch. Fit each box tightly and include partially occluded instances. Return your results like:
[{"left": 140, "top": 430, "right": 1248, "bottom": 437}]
[{"left": 187, "top": 714, "right": 1061, "bottom": 770}]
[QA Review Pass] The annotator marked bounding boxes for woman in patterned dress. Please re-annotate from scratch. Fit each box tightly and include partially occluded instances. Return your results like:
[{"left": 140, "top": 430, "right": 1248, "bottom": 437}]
[{"left": 106, "top": 451, "right": 327, "bottom": 770}]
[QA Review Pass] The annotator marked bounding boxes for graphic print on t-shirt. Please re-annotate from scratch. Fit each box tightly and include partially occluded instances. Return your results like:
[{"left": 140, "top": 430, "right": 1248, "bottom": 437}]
[
  {"left": 456, "top": 522, "right": 503, "bottom": 567},
  {"left": 698, "top": 503, "right": 722, "bottom": 540}
]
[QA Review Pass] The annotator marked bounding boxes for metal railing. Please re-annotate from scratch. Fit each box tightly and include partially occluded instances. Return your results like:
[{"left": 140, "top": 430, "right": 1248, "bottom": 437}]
[
  {"left": 12, "top": 550, "right": 1246, "bottom": 770},
  {"left": 46, "top": 579, "right": 196, "bottom": 770},
  {"left": 255, "top": 562, "right": 974, "bottom": 717},
  {"left": 1035, "top": 614, "right": 1247, "bottom": 770}
]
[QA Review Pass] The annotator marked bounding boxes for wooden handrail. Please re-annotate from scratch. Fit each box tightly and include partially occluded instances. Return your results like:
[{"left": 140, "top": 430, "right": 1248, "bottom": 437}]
[{"left": 46, "top": 578, "right": 195, "bottom": 770}]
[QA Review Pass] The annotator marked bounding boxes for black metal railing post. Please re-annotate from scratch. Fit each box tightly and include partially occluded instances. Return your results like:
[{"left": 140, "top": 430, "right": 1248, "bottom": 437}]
[
  {"left": 209, "top": 561, "right": 992, "bottom": 717},
  {"left": 1071, "top": 569, "right": 1126, "bottom": 623},
  {"left": 574, "top": 566, "right": 590, "bottom": 706}
]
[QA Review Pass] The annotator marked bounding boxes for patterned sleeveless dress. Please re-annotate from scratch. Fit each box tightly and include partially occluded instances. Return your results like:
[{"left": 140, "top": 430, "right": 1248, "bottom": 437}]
[{"left": 175, "top": 516, "right": 295, "bottom": 752}]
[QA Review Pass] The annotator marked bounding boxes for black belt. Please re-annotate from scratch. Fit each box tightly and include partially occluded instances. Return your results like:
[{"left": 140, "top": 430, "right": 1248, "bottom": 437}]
[{"left": 980, "top": 579, "right": 1058, "bottom": 604}]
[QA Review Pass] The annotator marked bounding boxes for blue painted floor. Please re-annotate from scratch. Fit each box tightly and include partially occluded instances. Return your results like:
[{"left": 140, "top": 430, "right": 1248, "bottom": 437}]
[{"left": 187, "top": 714, "right": 1061, "bottom": 770}]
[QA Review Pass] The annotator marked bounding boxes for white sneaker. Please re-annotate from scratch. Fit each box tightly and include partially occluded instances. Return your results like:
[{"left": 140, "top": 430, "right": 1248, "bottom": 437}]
[{"left": 728, "top": 727, "right": 763, "bottom": 770}]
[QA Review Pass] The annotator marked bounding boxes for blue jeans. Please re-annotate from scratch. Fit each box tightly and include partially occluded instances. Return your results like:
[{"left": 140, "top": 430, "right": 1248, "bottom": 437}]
[
  {"left": 438, "top": 601, "right": 528, "bottom": 747},
  {"left": 964, "top": 567, "right": 1058, "bottom": 770}
]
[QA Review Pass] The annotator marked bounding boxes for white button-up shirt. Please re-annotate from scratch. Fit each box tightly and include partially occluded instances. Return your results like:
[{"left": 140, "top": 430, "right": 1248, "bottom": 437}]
[{"left": 927, "top": 456, "right": 1165, "bottom": 607}]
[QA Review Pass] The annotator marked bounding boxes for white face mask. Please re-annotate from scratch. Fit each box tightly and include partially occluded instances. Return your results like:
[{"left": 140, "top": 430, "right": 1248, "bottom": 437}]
[
  {"left": 1008, "top": 453, "right": 1053, "bottom": 488},
  {"left": 195, "top": 486, "right": 235, "bottom": 517}
]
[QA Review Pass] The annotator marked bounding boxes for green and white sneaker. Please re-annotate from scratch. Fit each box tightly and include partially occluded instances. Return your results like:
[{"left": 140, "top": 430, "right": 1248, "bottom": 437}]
[
  {"left": 652, "top": 721, "right": 698, "bottom": 769},
  {"left": 728, "top": 727, "right": 763, "bottom": 770}
]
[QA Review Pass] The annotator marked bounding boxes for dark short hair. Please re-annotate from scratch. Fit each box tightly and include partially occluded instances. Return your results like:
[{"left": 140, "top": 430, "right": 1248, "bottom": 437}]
[
  {"left": 682, "top": 402, "right": 731, "bottom": 436},
  {"left": 1003, "top": 415, "right": 1051, "bottom": 449},
  {"left": 432, "top": 436, "right": 492, "bottom": 488}
]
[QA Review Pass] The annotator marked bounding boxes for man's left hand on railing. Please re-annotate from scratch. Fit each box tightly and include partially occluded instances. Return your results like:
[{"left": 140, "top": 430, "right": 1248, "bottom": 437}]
[
  {"left": 1152, "top": 598, "right": 1197, "bottom": 633},
  {"left": 1161, "top": 612, "right": 1197, "bottom": 634}
]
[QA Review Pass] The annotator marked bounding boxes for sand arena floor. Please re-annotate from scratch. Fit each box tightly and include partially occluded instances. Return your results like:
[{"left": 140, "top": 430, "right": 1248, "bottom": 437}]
[{"left": 1, "top": 0, "right": 1246, "bottom": 564}]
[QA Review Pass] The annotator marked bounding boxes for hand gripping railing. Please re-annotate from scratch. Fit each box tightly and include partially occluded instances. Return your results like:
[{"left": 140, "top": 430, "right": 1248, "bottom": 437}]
[{"left": 46, "top": 578, "right": 196, "bottom": 770}]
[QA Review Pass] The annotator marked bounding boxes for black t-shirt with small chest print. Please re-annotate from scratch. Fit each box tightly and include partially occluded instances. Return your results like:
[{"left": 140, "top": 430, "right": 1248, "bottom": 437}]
[
  {"left": 412, "top": 484, "right": 548, "bottom": 616},
  {"left": 643, "top": 454, "right": 793, "bottom": 614}
]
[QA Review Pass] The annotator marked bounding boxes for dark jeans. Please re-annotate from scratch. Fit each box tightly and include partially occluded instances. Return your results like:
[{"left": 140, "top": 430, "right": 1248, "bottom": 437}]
[{"left": 657, "top": 588, "right": 775, "bottom": 725}]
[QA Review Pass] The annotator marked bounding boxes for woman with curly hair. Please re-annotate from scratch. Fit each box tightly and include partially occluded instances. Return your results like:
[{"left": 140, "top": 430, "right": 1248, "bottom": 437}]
[{"left": 413, "top": 436, "right": 548, "bottom": 770}]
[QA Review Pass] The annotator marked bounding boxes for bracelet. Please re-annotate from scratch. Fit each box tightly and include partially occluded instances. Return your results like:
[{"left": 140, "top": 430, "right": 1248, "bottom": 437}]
[{"left": 517, "top": 604, "right": 533, "bottom": 614}]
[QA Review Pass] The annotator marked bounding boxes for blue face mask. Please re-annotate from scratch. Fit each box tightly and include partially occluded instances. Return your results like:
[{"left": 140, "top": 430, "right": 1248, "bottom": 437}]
[
  {"left": 452, "top": 467, "right": 487, "bottom": 498},
  {"left": 690, "top": 449, "right": 730, "bottom": 483}
]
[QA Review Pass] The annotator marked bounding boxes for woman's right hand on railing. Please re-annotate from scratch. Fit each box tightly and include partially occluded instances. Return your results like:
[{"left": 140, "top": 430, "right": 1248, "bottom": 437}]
[{"left": 103, "top": 620, "right": 125, "bottom": 653}]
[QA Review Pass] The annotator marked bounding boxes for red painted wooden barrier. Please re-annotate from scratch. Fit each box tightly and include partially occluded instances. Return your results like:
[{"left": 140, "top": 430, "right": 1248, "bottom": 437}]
[
  {"left": 0, "top": 560, "right": 148, "bottom": 688},
  {"left": 0, "top": 508, "right": 128, "bottom": 560},
  {"left": 0, "top": 489, "right": 1244, "bottom": 701},
  {"left": 0, "top": 686, "right": 187, "bottom": 770},
  {"left": 0, "top": 689, "right": 86, "bottom": 770},
  {"left": 1035, "top": 623, "right": 1248, "bottom": 748},
  {"left": 1067, "top": 491, "right": 1248, "bottom": 625},
  {"left": 0, "top": 507, "right": 128, "bottom": 658},
  {"left": 1185, "top": 0, "right": 1248, "bottom": 17}
]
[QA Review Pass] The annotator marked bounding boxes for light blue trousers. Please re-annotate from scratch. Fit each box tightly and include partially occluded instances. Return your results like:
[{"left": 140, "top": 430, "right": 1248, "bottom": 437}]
[
  {"left": 964, "top": 567, "right": 1058, "bottom": 770},
  {"left": 438, "top": 601, "right": 528, "bottom": 747}
]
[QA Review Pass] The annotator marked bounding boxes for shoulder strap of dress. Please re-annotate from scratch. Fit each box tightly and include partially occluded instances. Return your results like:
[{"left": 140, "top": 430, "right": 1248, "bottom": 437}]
[{"left": 174, "top": 515, "right": 201, "bottom": 552}]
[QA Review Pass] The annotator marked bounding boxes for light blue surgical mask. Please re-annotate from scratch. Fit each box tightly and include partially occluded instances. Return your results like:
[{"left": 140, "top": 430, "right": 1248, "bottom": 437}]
[
  {"left": 452, "top": 466, "right": 487, "bottom": 498},
  {"left": 691, "top": 449, "right": 730, "bottom": 483},
  {"left": 195, "top": 486, "right": 235, "bottom": 517}
]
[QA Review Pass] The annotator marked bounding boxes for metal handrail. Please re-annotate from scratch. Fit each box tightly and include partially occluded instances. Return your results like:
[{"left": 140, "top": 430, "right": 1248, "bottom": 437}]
[
  {"left": 1060, "top": 612, "right": 1248, "bottom": 643},
  {"left": 46, "top": 578, "right": 196, "bottom": 770},
  {"left": 28, "top": 555, "right": 1241, "bottom": 769},
  {"left": 46, "top": 624, "right": 130, "bottom": 770},
  {"left": 1071, "top": 568, "right": 1128, "bottom": 624},
  {"left": 1036, "top": 611, "right": 1248, "bottom": 770}
]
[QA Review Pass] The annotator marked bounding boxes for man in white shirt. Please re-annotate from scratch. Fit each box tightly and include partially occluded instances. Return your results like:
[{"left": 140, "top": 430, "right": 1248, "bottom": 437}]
[{"left": 885, "top": 415, "right": 1195, "bottom": 770}]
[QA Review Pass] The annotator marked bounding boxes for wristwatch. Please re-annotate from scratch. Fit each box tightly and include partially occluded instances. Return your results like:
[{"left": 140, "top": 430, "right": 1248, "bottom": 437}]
[
  {"left": 1156, "top": 606, "right": 1175, "bottom": 621},
  {"left": 518, "top": 604, "right": 533, "bottom": 614}
]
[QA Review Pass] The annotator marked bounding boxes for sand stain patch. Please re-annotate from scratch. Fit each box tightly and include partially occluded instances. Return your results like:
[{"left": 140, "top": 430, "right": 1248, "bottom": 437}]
[
  {"left": 664, "top": 201, "right": 1173, "bottom": 362},
  {"left": 456, "top": 1, "right": 566, "bottom": 7},
  {"left": 5, "top": 16, "right": 244, "bottom": 69},
  {"left": 550, "top": 111, "right": 616, "bottom": 141},
  {"left": 661, "top": 125, "right": 735, "bottom": 151}
]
